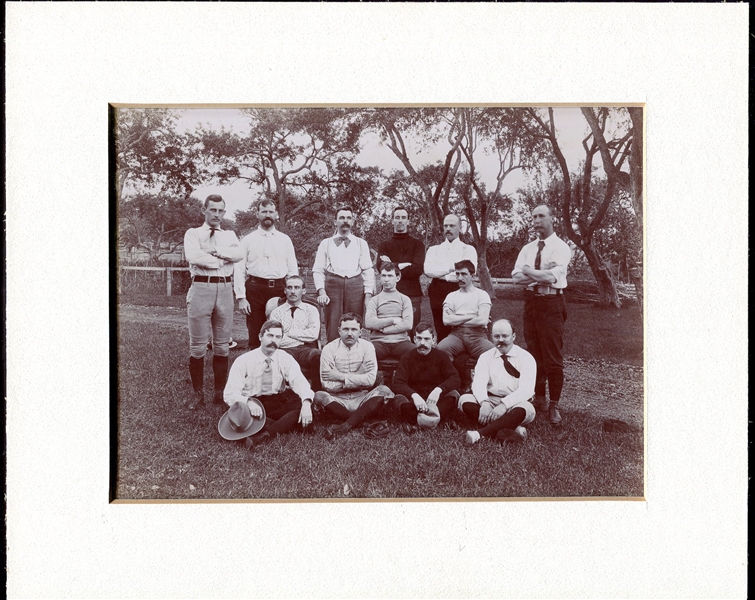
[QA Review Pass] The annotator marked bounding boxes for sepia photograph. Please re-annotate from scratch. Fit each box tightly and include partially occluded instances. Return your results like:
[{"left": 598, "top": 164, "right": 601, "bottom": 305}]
[{"left": 113, "top": 105, "right": 644, "bottom": 500}]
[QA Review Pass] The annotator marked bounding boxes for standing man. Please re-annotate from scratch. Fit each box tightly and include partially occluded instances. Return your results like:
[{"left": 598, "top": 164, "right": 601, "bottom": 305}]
[
  {"left": 234, "top": 199, "right": 298, "bottom": 349},
  {"left": 392, "top": 323, "right": 461, "bottom": 432},
  {"left": 377, "top": 205, "right": 425, "bottom": 336},
  {"left": 512, "top": 205, "right": 572, "bottom": 425},
  {"left": 312, "top": 205, "right": 375, "bottom": 343},
  {"left": 424, "top": 214, "right": 478, "bottom": 341},
  {"left": 364, "top": 262, "right": 415, "bottom": 361},
  {"left": 183, "top": 194, "right": 244, "bottom": 409},
  {"left": 269, "top": 275, "right": 322, "bottom": 387},
  {"left": 313, "top": 313, "right": 394, "bottom": 438},
  {"left": 436, "top": 260, "right": 495, "bottom": 364},
  {"left": 459, "top": 319, "right": 537, "bottom": 444},
  {"left": 222, "top": 320, "right": 314, "bottom": 450}
]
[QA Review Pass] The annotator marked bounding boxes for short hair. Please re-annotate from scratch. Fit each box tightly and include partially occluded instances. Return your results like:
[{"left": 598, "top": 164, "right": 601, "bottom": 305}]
[
  {"left": 414, "top": 322, "right": 436, "bottom": 338},
  {"left": 454, "top": 259, "right": 476, "bottom": 275},
  {"left": 491, "top": 318, "right": 515, "bottom": 335},
  {"left": 379, "top": 261, "right": 400, "bottom": 275},
  {"left": 284, "top": 274, "right": 305, "bottom": 287},
  {"left": 392, "top": 205, "right": 409, "bottom": 218},
  {"left": 335, "top": 205, "right": 354, "bottom": 217},
  {"left": 204, "top": 194, "right": 225, "bottom": 208},
  {"left": 339, "top": 312, "right": 362, "bottom": 328},
  {"left": 259, "top": 320, "right": 283, "bottom": 336},
  {"left": 257, "top": 198, "right": 277, "bottom": 212}
]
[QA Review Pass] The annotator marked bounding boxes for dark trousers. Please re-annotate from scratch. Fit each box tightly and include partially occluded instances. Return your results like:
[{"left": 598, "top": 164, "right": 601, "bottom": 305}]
[
  {"left": 323, "top": 272, "right": 364, "bottom": 343},
  {"left": 523, "top": 294, "right": 567, "bottom": 404},
  {"left": 257, "top": 389, "right": 305, "bottom": 435},
  {"left": 396, "top": 391, "right": 459, "bottom": 424},
  {"left": 409, "top": 296, "right": 422, "bottom": 338},
  {"left": 428, "top": 279, "right": 458, "bottom": 341},
  {"left": 245, "top": 279, "right": 285, "bottom": 349},
  {"left": 462, "top": 404, "right": 527, "bottom": 438},
  {"left": 372, "top": 340, "right": 416, "bottom": 361},
  {"left": 280, "top": 344, "right": 322, "bottom": 391}
]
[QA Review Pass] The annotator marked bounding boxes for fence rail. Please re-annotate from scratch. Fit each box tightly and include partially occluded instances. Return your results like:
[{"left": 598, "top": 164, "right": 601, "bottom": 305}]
[{"left": 119, "top": 266, "right": 190, "bottom": 296}]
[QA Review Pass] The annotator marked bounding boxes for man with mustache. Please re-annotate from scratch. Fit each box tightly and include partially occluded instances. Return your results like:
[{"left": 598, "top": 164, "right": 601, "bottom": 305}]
[
  {"left": 269, "top": 275, "right": 321, "bottom": 389},
  {"left": 234, "top": 199, "right": 298, "bottom": 349},
  {"left": 424, "top": 214, "right": 478, "bottom": 341},
  {"left": 459, "top": 319, "right": 537, "bottom": 444},
  {"left": 364, "top": 262, "right": 415, "bottom": 362},
  {"left": 222, "top": 320, "right": 314, "bottom": 450},
  {"left": 391, "top": 323, "right": 461, "bottom": 432},
  {"left": 183, "top": 194, "right": 244, "bottom": 409},
  {"left": 312, "top": 205, "right": 375, "bottom": 343},
  {"left": 314, "top": 313, "right": 394, "bottom": 439},
  {"left": 512, "top": 205, "right": 572, "bottom": 425}
]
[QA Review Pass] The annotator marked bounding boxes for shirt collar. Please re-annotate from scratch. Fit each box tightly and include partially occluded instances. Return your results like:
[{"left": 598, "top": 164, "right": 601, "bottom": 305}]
[
  {"left": 200, "top": 222, "right": 222, "bottom": 232},
  {"left": 444, "top": 237, "right": 462, "bottom": 246},
  {"left": 257, "top": 226, "right": 277, "bottom": 236},
  {"left": 494, "top": 344, "right": 519, "bottom": 359},
  {"left": 333, "top": 232, "right": 354, "bottom": 240},
  {"left": 538, "top": 232, "right": 557, "bottom": 245}
]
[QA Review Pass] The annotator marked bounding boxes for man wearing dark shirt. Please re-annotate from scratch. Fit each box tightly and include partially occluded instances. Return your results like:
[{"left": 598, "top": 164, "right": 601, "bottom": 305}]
[
  {"left": 377, "top": 206, "right": 426, "bottom": 337},
  {"left": 392, "top": 322, "right": 461, "bottom": 431}
]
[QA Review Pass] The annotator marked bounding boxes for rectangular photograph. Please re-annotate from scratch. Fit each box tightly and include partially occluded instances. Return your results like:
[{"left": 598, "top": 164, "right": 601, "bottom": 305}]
[{"left": 112, "top": 105, "right": 644, "bottom": 500}]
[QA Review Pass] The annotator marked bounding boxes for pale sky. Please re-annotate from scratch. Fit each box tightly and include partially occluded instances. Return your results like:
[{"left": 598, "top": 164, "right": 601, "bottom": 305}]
[{"left": 174, "top": 107, "right": 602, "bottom": 218}]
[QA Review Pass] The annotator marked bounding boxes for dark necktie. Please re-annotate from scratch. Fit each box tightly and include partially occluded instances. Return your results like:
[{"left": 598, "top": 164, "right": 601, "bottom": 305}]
[
  {"left": 534, "top": 240, "right": 545, "bottom": 270},
  {"left": 501, "top": 354, "right": 520, "bottom": 378},
  {"left": 334, "top": 236, "right": 351, "bottom": 247},
  {"left": 290, "top": 306, "right": 297, "bottom": 320}
]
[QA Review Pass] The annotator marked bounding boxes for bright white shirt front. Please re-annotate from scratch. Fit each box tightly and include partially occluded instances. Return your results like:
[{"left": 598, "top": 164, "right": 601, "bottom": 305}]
[
  {"left": 234, "top": 227, "right": 299, "bottom": 299},
  {"left": 183, "top": 223, "right": 243, "bottom": 277},
  {"left": 443, "top": 287, "right": 491, "bottom": 319},
  {"left": 311, "top": 233, "right": 375, "bottom": 294},
  {"left": 511, "top": 232, "right": 572, "bottom": 289},
  {"left": 471, "top": 344, "right": 537, "bottom": 410},
  {"left": 423, "top": 237, "right": 478, "bottom": 282}
]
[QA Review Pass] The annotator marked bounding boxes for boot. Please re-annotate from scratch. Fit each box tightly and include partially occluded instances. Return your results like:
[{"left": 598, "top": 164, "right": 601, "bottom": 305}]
[
  {"left": 212, "top": 355, "right": 229, "bottom": 404},
  {"left": 548, "top": 402, "right": 562, "bottom": 425},
  {"left": 188, "top": 356, "right": 205, "bottom": 410}
]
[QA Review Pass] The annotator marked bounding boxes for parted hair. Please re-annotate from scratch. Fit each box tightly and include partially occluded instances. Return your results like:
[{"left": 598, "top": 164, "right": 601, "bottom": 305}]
[
  {"left": 259, "top": 320, "right": 284, "bottom": 336},
  {"left": 454, "top": 259, "right": 476, "bottom": 275},
  {"left": 335, "top": 204, "right": 354, "bottom": 216},
  {"left": 339, "top": 312, "right": 362, "bottom": 328},
  {"left": 257, "top": 198, "right": 277, "bottom": 211},
  {"left": 414, "top": 322, "right": 437, "bottom": 338},
  {"left": 379, "top": 261, "right": 400, "bottom": 275},
  {"left": 204, "top": 194, "right": 225, "bottom": 208}
]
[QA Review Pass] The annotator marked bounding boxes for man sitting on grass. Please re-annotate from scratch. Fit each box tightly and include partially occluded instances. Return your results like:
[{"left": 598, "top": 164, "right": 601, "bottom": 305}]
[
  {"left": 392, "top": 323, "right": 461, "bottom": 433},
  {"left": 364, "top": 262, "right": 415, "bottom": 361},
  {"left": 459, "top": 319, "right": 537, "bottom": 444},
  {"left": 314, "top": 313, "right": 394, "bottom": 439},
  {"left": 222, "top": 320, "right": 314, "bottom": 450}
]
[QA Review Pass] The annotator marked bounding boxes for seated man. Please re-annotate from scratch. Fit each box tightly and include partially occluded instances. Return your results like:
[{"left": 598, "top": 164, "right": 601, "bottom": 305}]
[
  {"left": 313, "top": 313, "right": 394, "bottom": 439},
  {"left": 459, "top": 319, "right": 537, "bottom": 444},
  {"left": 436, "top": 260, "right": 495, "bottom": 381},
  {"left": 392, "top": 323, "right": 461, "bottom": 432},
  {"left": 223, "top": 320, "right": 314, "bottom": 450},
  {"left": 269, "top": 275, "right": 322, "bottom": 389},
  {"left": 364, "top": 262, "right": 415, "bottom": 361}
]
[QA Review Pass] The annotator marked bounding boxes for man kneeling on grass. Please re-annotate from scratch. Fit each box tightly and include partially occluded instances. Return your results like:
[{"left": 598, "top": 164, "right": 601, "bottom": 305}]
[
  {"left": 392, "top": 323, "right": 461, "bottom": 433},
  {"left": 460, "top": 319, "right": 537, "bottom": 445},
  {"left": 221, "top": 320, "right": 314, "bottom": 450},
  {"left": 314, "top": 313, "right": 394, "bottom": 439}
]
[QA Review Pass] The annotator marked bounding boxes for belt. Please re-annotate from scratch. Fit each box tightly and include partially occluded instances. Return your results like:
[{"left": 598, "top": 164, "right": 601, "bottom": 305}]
[
  {"left": 248, "top": 275, "right": 286, "bottom": 288},
  {"left": 452, "top": 325, "right": 486, "bottom": 331},
  {"left": 527, "top": 286, "right": 564, "bottom": 296},
  {"left": 193, "top": 275, "right": 233, "bottom": 283},
  {"left": 325, "top": 271, "right": 361, "bottom": 280}
]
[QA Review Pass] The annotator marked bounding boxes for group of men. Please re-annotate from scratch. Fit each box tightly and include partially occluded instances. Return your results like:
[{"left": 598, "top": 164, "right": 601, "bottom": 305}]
[{"left": 184, "top": 194, "right": 572, "bottom": 450}]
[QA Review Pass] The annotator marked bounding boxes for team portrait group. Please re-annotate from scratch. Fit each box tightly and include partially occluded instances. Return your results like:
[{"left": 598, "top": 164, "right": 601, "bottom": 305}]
[{"left": 188, "top": 195, "right": 570, "bottom": 450}]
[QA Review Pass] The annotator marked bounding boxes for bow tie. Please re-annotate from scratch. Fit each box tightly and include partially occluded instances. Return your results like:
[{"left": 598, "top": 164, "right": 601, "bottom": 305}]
[
  {"left": 501, "top": 353, "right": 520, "bottom": 378},
  {"left": 334, "top": 236, "right": 351, "bottom": 247}
]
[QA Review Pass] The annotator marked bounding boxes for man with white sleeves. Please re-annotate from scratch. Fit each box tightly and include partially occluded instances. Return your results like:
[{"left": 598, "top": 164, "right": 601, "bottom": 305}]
[{"left": 459, "top": 319, "right": 537, "bottom": 444}]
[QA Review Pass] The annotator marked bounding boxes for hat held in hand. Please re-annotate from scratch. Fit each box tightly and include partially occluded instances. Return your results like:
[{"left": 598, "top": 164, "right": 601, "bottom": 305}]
[
  {"left": 417, "top": 402, "right": 441, "bottom": 429},
  {"left": 218, "top": 398, "right": 267, "bottom": 440}
]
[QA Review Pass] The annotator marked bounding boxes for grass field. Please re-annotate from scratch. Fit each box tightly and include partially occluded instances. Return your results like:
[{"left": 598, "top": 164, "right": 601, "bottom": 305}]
[{"left": 115, "top": 296, "right": 644, "bottom": 500}]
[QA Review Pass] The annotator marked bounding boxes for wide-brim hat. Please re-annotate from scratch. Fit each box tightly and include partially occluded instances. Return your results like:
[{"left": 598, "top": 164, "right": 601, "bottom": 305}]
[
  {"left": 218, "top": 398, "right": 267, "bottom": 440},
  {"left": 417, "top": 403, "right": 441, "bottom": 429}
]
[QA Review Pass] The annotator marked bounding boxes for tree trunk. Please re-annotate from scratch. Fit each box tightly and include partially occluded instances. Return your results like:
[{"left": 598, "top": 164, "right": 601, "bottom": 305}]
[
  {"left": 581, "top": 242, "right": 622, "bottom": 307},
  {"left": 476, "top": 248, "right": 497, "bottom": 299}
]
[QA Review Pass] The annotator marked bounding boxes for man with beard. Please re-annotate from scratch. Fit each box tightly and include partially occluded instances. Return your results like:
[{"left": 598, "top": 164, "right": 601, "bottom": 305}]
[
  {"left": 392, "top": 323, "right": 461, "bottom": 432},
  {"left": 312, "top": 206, "right": 375, "bottom": 342},
  {"left": 376, "top": 206, "right": 425, "bottom": 336},
  {"left": 183, "top": 194, "right": 244, "bottom": 409},
  {"left": 512, "top": 205, "right": 572, "bottom": 425},
  {"left": 234, "top": 199, "right": 298, "bottom": 349},
  {"left": 269, "top": 275, "right": 321, "bottom": 388},
  {"left": 459, "top": 319, "right": 537, "bottom": 444},
  {"left": 313, "top": 313, "right": 394, "bottom": 439},
  {"left": 364, "top": 262, "right": 415, "bottom": 361},
  {"left": 222, "top": 320, "right": 314, "bottom": 450},
  {"left": 424, "top": 214, "right": 478, "bottom": 341}
]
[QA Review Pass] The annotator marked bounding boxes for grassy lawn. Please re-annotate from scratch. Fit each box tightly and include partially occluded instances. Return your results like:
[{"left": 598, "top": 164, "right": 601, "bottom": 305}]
[{"left": 115, "top": 296, "right": 644, "bottom": 500}]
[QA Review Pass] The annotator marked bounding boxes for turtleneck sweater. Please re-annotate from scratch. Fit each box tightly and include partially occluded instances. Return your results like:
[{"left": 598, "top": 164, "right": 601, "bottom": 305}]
[{"left": 376, "top": 232, "right": 426, "bottom": 298}]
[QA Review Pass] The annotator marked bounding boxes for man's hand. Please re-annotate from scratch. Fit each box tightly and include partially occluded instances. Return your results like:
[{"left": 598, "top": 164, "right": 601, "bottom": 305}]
[
  {"left": 427, "top": 387, "right": 442, "bottom": 405},
  {"left": 398, "top": 262, "right": 411, "bottom": 270},
  {"left": 380, "top": 255, "right": 391, "bottom": 263},
  {"left": 299, "top": 401, "right": 313, "bottom": 427},
  {"left": 245, "top": 399, "right": 263, "bottom": 418},
  {"left": 490, "top": 404, "right": 508, "bottom": 420},
  {"left": 317, "top": 290, "right": 330, "bottom": 306},
  {"left": 412, "top": 394, "right": 428, "bottom": 413},
  {"left": 323, "top": 368, "right": 345, "bottom": 382},
  {"left": 238, "top": 299, "right": 251, "bottom": 315},
  {"left": 479, "top": 401, "right": 493, "bottom": 425}
]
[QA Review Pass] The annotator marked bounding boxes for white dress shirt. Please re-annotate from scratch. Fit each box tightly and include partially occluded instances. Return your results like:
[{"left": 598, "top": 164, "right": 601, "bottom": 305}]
[
  {"left": 224, "top": 348, "right": 314, "bottom": 406},
  {"left": 424, "top": 237, "right": 478, "bottom": 281},
  {"left": 183, "top": 223, "right": 243, "bottom": 277},
  {"left": 234, "top": 227, "right": 299, "bottom": 299},
  {"left": 311, "top": 233, "right": 375, "bottom": 294},
  {"left": 512, "top": 232, "right": 572, "bottom": 289},
  {"left": 269, "top": 301, "right": 321, "bottom": 348},
  {"left": 471, "top": 344, "right": 537, "bottom": 410}
]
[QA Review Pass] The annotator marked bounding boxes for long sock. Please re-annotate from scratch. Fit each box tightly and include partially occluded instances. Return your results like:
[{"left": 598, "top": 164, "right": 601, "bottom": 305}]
[
  {"left": 534, "top": 373, "right": 547, "bottom": 398},
  {"left": 478, "top": 407, "right": 527, "bottom": 438},
  {"left": 462, "top": 403, "right": 480, "bottom": 427},
  {"left": 399, "top": 401, "right": 419, "bottom": 424},
  {"left": 212, "top": 355, "right": 228, "bottom": 392},
  {"left": 437, "top": 394, "right": 457, "bottom": 422},
  {"left": 266, "top": 410, "right": 301, "bottom": 435},
  {"left": 346, "top": 397, "right": 383, "bottom": 428},
  {"left": 324, "top": 401, "right": 352, "bottom": 422},
  {"left": 548, "top": 369, "right": 564, "bottom": 404},
  {"left": 189, "top": 356, "right": 204, "bottom": 392}
]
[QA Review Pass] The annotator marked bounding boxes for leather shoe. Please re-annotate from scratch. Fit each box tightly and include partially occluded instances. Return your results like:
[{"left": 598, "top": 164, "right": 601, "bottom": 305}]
[
  {"left": 187, "top": 389, "right": 205, "bottom": 410},
  {"left": 549, "top": 404, "right": 562, "bottom": 425},
  {"left": 245, "top": 431, "right": 271, "bottom": 451},
  {"left": 212, "top": 390, "right": 224, "bottom": 405}
]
